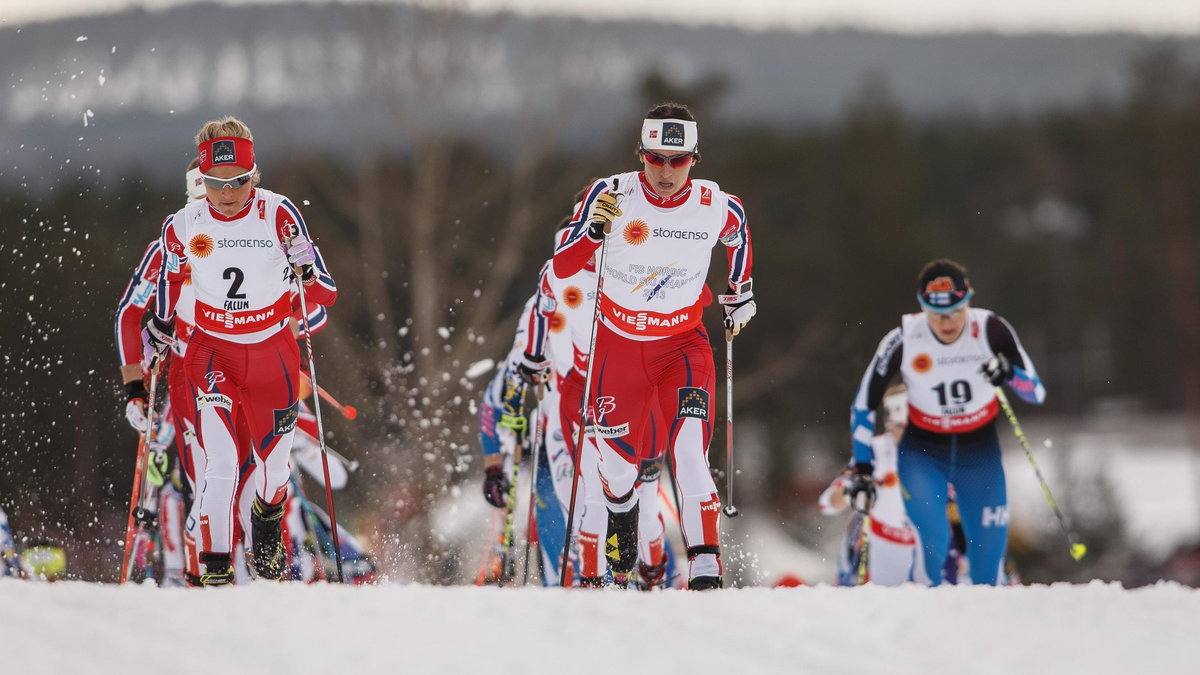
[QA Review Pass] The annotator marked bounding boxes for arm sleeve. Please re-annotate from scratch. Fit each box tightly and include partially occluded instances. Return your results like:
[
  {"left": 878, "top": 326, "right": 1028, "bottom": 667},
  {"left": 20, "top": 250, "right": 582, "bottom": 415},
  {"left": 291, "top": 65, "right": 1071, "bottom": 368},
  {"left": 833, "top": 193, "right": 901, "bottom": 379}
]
[
  {"left": 276, "top": 200, "right": 337, "bottom": 307},
  {"left": 986, "top": 314, "right": 1046, "bottom": 405},
  {"left": 850, "top": 328, "right": 904, "bottom": 464},
  {"left": 114, "top": 241, "right": 160, "bottom": 367},
  {"left": 552, "top": 178, "right": 614, "bottom": 279},
  {"left": 719, "top": 194, "right": 752, "bottom": 289},
  {"left": 524, "top": 263, "right": 555, "bottom": 361}
]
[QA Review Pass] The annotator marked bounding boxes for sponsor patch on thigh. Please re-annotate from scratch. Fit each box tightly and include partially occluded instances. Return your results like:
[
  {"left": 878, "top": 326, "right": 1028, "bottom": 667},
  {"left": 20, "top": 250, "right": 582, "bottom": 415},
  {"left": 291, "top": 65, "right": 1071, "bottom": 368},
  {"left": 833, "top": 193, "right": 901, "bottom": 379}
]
[
  {"left": 638, "top": 455, "right": 663, "bottom": 482},
  {"left": 273, "top": 401, "right": 299, "bottom": 435},
  {"left": 677, "top": 387, "right": 709, "bottom": 420},
  {"left": 195, "top": 392, "right": 233, "bottom": 411}
]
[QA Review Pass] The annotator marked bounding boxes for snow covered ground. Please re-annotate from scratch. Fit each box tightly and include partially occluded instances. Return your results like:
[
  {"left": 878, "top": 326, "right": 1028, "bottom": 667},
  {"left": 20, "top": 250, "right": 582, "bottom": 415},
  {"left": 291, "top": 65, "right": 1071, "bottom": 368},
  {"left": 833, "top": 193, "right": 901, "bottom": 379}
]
[{"left": 3, "top": 579, "right": 1196, "bottom": 674}]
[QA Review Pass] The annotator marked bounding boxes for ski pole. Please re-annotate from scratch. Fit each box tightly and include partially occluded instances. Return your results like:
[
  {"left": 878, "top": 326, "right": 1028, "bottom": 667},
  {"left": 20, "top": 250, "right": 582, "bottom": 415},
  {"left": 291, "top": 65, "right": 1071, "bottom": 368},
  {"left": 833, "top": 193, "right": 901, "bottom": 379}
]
[
  {"left": 855, "top": 512, "right": 870, "bottom": 585},
  {"left": 497, "top": 426, "right": 524, "bottom": 585},
  {"left": 324, "top": 446, "right": 360, "bottom": 473},
  {"left": 560, "top": 179, "right": 622, "bottom": 587},
  {"left": 522, "top": 382, "right": 545, "bottom": 585},
  {"left": 723, "top": 331, "right": 739, "bottom": 517},
  {"left": 290, "top": 236, "right": 345, "bottom": 582},
  {"left": 995, "top": 387, "right": 1087, "bottom": 561},
  {"left": 316, "top": 384, "right": 358, "bottom": 420},
  {"left": 120, "top": 359, "right": 160, "bottom": 584}
]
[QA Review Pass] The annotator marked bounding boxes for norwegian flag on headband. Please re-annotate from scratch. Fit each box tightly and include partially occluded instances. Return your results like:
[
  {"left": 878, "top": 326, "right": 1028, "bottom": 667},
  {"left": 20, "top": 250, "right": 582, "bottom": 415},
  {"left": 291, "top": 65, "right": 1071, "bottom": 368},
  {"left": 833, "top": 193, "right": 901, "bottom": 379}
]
[{"left": 198, "top": 136, "right": 255, "bottom": 174}]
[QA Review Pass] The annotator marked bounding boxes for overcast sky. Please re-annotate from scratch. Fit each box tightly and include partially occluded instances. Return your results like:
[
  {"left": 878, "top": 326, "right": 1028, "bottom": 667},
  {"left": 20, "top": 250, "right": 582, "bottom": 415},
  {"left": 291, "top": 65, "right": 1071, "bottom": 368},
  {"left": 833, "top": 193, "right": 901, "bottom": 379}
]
[{"left": 2, "top": 0, "right": 1200, "bottom": 33}]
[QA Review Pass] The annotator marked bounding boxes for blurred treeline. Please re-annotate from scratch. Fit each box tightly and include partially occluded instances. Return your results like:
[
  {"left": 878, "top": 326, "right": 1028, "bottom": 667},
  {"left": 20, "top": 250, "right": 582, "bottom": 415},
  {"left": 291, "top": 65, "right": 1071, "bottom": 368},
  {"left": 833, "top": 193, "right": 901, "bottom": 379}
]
[{"left": 2, "top": 39, "right": 1200, "bottom": 584}]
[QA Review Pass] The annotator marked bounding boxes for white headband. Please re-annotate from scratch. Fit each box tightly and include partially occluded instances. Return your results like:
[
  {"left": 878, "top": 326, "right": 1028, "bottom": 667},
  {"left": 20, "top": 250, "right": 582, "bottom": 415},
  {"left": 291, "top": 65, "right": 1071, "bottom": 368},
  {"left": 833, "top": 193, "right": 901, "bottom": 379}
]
[
  {"left": 185, "top": 166, "right": 205, "bottom": 200},
  {"left": 640, "top": 118, "right": 698, "bottom": 153}
]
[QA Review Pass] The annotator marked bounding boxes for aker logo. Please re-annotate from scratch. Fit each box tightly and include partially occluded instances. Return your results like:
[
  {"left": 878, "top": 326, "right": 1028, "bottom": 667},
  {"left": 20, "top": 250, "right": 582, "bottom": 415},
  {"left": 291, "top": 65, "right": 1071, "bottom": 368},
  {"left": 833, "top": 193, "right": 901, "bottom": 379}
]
[
  {"left": 661, "top": 122, "right": 686, "bottom": 147},
  {"left": 594, "top": 423, "right": 629, "bottom": 438},
  {"left": 622, "top": 219, "right": 650, "bottom": 246},
  {"left": 195, "top": 393, "right": 233, "bottom": 411},
  {"left": 912, "top": 353, "right": 932, "bottom": 374},
  {"left": 211, "top": 139, "right": 237, "bottom": 165},
  {"left": 677, "top": 387, "right": 710, "bottom": 419},
  {"left": 273, "top": 401, "right": 299, "bottom": 436},
  {"left": 188, "top": 233, "right": 215, "bottom": 259},
  {"left": 638, "top": 456, "right": 663, "bottom": 482}
]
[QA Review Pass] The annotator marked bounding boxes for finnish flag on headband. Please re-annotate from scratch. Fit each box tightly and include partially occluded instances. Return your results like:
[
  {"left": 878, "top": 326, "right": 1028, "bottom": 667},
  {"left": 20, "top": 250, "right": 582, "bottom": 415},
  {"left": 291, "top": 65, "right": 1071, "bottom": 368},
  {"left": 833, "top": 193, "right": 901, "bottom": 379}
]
[{"left": 641, "top": 118, "right": 698, "bottom": 152}]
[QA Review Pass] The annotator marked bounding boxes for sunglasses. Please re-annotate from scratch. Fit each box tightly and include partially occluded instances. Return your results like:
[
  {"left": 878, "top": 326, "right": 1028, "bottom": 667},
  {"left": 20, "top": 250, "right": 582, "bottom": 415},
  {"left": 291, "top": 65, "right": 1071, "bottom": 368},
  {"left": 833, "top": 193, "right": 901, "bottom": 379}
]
[
  {"left": 641, "top": 149, "right": 697, "bottom": 168},
  {"left": 200, "top": 166, "right": 256, "bottom": 190}
]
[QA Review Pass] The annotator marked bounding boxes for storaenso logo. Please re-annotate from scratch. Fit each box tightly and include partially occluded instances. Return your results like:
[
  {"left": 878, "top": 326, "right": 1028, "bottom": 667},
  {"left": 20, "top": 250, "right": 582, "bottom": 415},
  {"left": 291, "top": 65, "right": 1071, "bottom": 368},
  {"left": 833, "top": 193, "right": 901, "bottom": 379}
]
[
  {"left": 652, "top": 228, "right": 708, "bottom": 241},
  {"left": 661, "top": 122, "right": 686, "bottom": 147},
  {"left": 211, "top": 139, "right": 237, "bottom": 164},
  {"left": 217, "top": 239, "right": 274, "bottom": 249}
]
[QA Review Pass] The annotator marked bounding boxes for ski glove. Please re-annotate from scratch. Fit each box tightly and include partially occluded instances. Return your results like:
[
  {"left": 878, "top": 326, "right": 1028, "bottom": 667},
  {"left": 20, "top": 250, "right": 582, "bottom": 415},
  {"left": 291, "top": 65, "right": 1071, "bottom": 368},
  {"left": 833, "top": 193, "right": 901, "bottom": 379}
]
[
  {"left": 846, "top": 462, "right": 876, "bottom": 513},
  {"left": 516, "top": 353, "right": 551, "bottom": 388},
  {"left": 124, "top": 380, "right": 149, "bottom": 432},
  {"left": 982, "top": 353, "right": 1013, "bottom": 386},
  {"left": 287, "top": 236, "right": 317, "bottom": 284},
  {"left": 482, "top": 465, "right": 510, "bottom": 508},
  {"left": 718, "top": 282, "right": 756, "bottom": 336},
  {"left": 586, "top": 191, "right": 622, "bottom": 240},
  {"left": 141, "top": 316, "right": 175, "bottom": 366}
]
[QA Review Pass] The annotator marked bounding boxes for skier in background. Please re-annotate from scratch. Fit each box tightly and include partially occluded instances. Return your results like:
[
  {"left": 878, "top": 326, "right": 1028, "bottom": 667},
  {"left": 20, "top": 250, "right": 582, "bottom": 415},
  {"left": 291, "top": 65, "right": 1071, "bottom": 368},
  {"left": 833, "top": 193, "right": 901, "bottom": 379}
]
[
  {"left": 819, "top": 384, "right": 915, "bottom": 586},
  {"left": 848, "top": 259, "right": 1045, "bottom": 586},
  {"left": 115, "top": 158, "right": 206, "bottom": 586}
]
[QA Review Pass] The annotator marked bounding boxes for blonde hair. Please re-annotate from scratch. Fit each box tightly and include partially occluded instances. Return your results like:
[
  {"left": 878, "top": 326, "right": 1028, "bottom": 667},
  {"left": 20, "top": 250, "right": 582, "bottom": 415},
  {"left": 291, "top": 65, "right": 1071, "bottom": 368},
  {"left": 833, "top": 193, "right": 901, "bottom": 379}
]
[
  {"left": 194, "top": 115, "right": 253, "bottom": 144},
  {"left": 194, "top": 115, "right": 260, "bottom": 185}
]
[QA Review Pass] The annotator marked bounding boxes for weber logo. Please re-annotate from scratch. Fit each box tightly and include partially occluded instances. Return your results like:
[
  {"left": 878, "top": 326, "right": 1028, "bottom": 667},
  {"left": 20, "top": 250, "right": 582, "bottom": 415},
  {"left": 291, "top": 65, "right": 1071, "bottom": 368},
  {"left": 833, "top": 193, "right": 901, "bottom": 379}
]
[
  {"left": 594, "top": 423, "right": 629, "bottom": 438},
  {"left": 196, "top": 393, "right": 233, "bottom": 411}
]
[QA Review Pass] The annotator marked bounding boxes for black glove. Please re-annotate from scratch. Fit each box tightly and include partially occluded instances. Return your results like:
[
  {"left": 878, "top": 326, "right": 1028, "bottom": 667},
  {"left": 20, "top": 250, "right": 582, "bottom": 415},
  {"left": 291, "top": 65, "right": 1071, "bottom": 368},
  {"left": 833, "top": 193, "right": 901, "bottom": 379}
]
[
  {"left": 846, "top": 462, "right": 876, "bottom": 513},
  {"left": 981, "top": 353, "right": 1013, "bottom": 386},
  {"left": 141, "top": 315, "right": 175, "bottom": 365},
  {"left": 516, "top": 353, "right": 550, "bottom": 388},
  {"left": 482, "top": 465, "right": 510, "bottom": 508},
  {"left": 586, "top": 191, "right": 622, "bottom": 240},
  {"left": 123, "top": 380, "right": 150, "bottom": 432}
]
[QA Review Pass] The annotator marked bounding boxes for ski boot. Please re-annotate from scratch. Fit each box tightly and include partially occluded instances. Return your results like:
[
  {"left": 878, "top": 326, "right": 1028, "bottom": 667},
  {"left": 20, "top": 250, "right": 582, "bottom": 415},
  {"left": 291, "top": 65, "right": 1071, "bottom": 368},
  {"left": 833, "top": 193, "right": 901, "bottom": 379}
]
[
  {"left": 687, "top": 545, "right": 723, "bottom": 590},
  {"left": 250, "top": 497, "right": 286, "bottom": 580},
  {"left": 606, "top": 503, "right": 639, "bottom": 589},
  {"left": 198, "top": 552, "right": 233, "bottom": 586}
]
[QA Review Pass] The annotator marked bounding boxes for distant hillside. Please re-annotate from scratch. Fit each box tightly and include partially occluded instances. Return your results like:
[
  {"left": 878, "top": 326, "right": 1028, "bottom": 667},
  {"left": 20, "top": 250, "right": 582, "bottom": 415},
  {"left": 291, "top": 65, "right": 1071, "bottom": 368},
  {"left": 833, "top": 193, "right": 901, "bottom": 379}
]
[{"left": 2, "top": 2, "right": 1200, "bottom": 187}]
